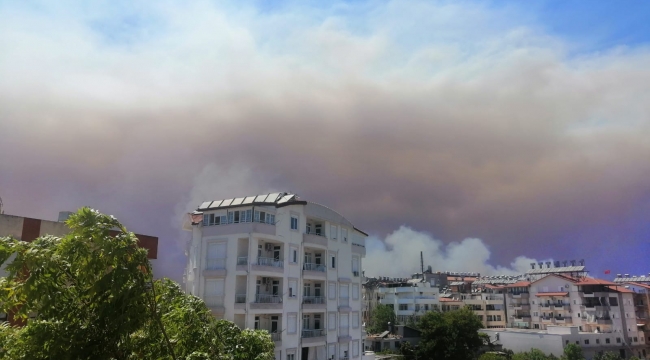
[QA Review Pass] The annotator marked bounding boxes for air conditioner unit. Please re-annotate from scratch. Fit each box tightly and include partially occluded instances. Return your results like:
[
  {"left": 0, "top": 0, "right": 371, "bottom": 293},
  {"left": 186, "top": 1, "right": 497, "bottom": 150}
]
[{"left": 265, "top": 243, "right": 273, "bottom": 251}]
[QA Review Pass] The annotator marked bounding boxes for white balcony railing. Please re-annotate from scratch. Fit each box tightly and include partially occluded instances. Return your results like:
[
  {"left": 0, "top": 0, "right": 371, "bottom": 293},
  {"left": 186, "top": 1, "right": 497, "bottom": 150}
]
[
  {"left": 270, "top": 332, "right": 281, "bottom": 342},
  {"left": 237, "top": 256, "right": 248, "bottom": 265},
  {"left": 302, "top": 329, "right": 326, "bottom": 338},
  {"left": 206, "top": 258, "right": 226, "bottom": 270},
  {"left": 255, "top": 294, "right": 282, "bottom": 303},
  {"left": 257, "top": 257, "right": 284, "bottom": 268},
  {"left": 205, "top": 295, "right": 224, "bottom": 307},
  {"left": 303, "top": 296, "right": 326, "bottom": 304},
  {"left": 235, "top": 294, "right": 247, "bottom": 303},
  {"left": 304, "top": 263, "right": 326, "bottom": 272}
]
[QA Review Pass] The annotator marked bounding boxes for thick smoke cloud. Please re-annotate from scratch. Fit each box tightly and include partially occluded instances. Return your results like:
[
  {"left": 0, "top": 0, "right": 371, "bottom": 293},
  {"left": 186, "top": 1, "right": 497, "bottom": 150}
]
[
  {"left": 364, "top": 226, "right": 549, "bottom": 278},
  {"left": 1, "top": 1, "right": 649, "bottom": 281}
]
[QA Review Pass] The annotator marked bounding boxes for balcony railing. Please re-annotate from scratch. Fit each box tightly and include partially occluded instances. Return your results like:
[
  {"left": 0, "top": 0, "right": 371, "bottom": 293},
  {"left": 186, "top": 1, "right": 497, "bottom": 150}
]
[
  {"left": 235, "top": 294, "right": 247, "bottom": 303},
  {"left": 257, "top": 257, "right": 284, "bottom": 268},
  {"left": 339, "top": 297, "right": 349, "bottom": 307},
  {"left": 339, "top": 327, "right": 349, "bottom": 336},
  {"left": 237, "top": 256, "right": 248, "bottom": 265},
  {"left": 305, "top": 230, "right": 325, "bottom": 237},
  {"left": 303, "top": 263, "right": 326, "bottom": 272},
  {"left": 301, "top": 329, "right": 326, "bottom": 338},
  {"left": 270, "top": 332, "right": 281, "bottom": 342},
  {"left": 206, "top": 258, "right": 226, "bottom": 270},
  {"left": 303, "top": 296, "right": 326, "bottom": 304},
  {"left": 255, "top": 294, "right": 282, "bottom": 303},
  {"left": 205, "top": 295, "right": 224, "bottom": 307}
]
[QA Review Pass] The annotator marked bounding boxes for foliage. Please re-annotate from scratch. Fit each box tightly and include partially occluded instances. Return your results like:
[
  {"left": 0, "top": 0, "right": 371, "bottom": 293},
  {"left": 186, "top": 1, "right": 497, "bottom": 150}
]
[
  {"left": 512, "top": 349, "right": 554, "bottom": 360},
  {"left": 415, "top": 306, "right": 484, "bottom": 360},
  {"left": 367, "top": 304, "right": 397, "bottom": 334},
  {"left": 561, "top": 343, "right": 584, "bottom": 360},
  {"left": 399, "top": 341, "right": 416, "bottom": 358},
  {"left": 479, "top": 353, "right": 508, "bottom": 360},
  {"left": 0, "top": 208, "right": 274, "bottom": 360},
  {"left": 593, "top": 352, "right": 625, "bottom": 360}
]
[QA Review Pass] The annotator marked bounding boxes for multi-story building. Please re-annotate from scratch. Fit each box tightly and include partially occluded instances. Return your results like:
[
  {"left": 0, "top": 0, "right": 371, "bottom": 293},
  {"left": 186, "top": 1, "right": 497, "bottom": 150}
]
[
  {"left": 0, "top": 211, "right": 159, "bottom": 325},
  {"left": 377, "top": 281, "right": 439, "bottom": 324},
  {"left": 184, "top": 193, "right": 367, "bottom": 360}
]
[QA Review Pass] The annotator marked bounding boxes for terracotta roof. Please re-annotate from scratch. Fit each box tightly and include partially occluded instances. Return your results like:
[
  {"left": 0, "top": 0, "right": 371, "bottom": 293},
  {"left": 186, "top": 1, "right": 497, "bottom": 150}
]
[
  {"left": 606, "top": 285, "right": 634, "bottom": 293},
  {"left": 484, "top": 284, "right": 504, "bottom": 289},
  {"left": 536, "top": 292, "right": 569, "bottom": 297},
  {"left": 530, "top": 274, "right": 578, "bottom": 285},
  {"left": 628, "top": 282, "right": 650, "bottom": 290},
  {"left": 505, "top": 281, "right": 531, "bottom": 288},
  {"left": 576, "top": 277, "right": 615, "bottom": 286},
  {"left": 440, "top": 297, "right": 461, "bottom": 302}
]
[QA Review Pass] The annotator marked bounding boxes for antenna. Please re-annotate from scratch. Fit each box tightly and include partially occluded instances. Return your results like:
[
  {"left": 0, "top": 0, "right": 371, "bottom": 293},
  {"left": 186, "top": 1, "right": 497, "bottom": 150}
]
[{"left": 421, "top": 251, "right": 424, "bottom": 276}]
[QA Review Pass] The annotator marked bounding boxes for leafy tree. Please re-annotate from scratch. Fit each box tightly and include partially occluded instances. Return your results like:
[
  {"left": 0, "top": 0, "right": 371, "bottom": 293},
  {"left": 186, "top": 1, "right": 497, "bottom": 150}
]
[
  {"left": 399, "top": 341, "right": 416, "bottom": 358},
  {"left": 512, "top": 349, "right": 553, "bottom": 360},
  {"left": 415, "top": 306, "right": 484, "bottom": 360},
  {"left": 593, "top": 352, "right": 625, "bottom": 360},
  {"left": 367, "top": 304, "right": 397, "bottom": 334},
  {"left": 561, "top": 343, "right": 584, "bottom": 360},
  {"left": 0, "top": 208, "right": 274, "bottom": 360},
  {"left": 479, "top": 353, "right": 507, "bottom": 360}
]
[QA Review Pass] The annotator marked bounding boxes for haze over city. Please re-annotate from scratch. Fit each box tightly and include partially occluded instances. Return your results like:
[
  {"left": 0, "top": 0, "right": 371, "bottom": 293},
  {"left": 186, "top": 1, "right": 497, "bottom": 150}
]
[{"left": 1, "top": 0, "right": 650, "bottom": 283}]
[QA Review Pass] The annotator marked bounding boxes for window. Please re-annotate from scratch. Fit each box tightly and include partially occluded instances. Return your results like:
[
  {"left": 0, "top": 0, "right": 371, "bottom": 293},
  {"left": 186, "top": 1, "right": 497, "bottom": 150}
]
[
  {"left": 328, "top": 282, "right": 336, "bottom": 299},
  {"left": 290, "top": 247, "right": 298, "bottom": 263},
  {"left": 352, "top": 340, "right": 360, "bottom": 357},
  {"left": 352, "top": 312, "right": 359, "bottom": 328},
  {"left": 609, "top": 297, "right": 618, "bottom": 306},
  {"left": 329, "top": 313, "right": 337, "bottom": 330},
  {"left": 330, "top": 254, "right": 336, "bottom": 269},
  {"left": 399, "top": 304, "right": 408, "bottom": 310},
  {"left": 565, "top": 340, "right": 569, "bottom": 345},
  {"left": 342, "top": 228, "right": 348, "bottom": 242},
  {"left": 287, "top": 352, "right": 295, "bottom": 360},
  {"left": 634, "top": 337, "right": 638, "bottom": 342},
  {"left": 290, "top": 216, "right": 298, "bottom": 230},
  {"left": 289, "top": 280, "right": 297, "bottom": 298},
  {"left": 330, "top": 225, "right": 337, "bottom": 239},
  {"left": 606, "top": 338, "right": 610, "bottom": 344},
  {"left": 596, "top": 339, "right": 600, "bottom": 344},
  {"left": 352, "top": 285, "right": 359, "bottom": 300},
  {"left": 254, "top": 316, "right": 260, "bottom": 330},
  {"left": 584, "top": 340, "right": 589, "bottom": 345},
  {"left": 288, "top": 314, "right": 297, "bottom": 334},
  {"left": 616, "top": 337, "right": 621, "bottom": 343}
]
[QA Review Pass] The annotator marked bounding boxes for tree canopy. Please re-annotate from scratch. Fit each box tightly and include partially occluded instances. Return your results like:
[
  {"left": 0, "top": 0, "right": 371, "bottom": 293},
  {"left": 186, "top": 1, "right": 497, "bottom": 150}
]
[
  {"left": 0, "top": 207, "right": 274, "bottom": 360},
  {"left": 367, "top": 304, "right": 397, "bottom": 334},
  {"left": 415, "top": 306, "right": 484, "bottom": 360}
]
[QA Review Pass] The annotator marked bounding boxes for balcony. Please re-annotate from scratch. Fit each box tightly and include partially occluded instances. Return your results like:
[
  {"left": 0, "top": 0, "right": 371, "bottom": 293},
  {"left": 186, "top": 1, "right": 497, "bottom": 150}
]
[
  {"left": 270, "top": 332, "right": 281, "bottom": 343},
  {"left": 204, "top": 258, "right": 227, "bottom": 277},
  {"left": 511, "top": 292, "right": 529, "bottom": 299},
  {"left": 252, "top": 257, "right": 284, "bottom": 274},
  {"left": 540, "top": 303, "right": 552, "bottom": 309},
  {"left": 250, "top": 294, "right": 283, "bottom": 310},
  {"left": 541, "top": 317, "right": 555, "bottom": 324},
  {"left": 303, "top": 232, "right": 328, "bottom": 248},
  {"left": 302, "top": 329, "right": 327, "bottom": 344},
  {"left": 303, "top": 296, "right": 327, "bottom": 310},
  {"left": 303, "top": 263, "right": 327, "bottom": 278},
  {"left": 202, "top": 221, "right": 276, "bottom": 237},
  {"left": 236, "top": 256, "right": 248, "bottom": 271},
  {"left": 234, "top": 294, "right": 246, "bottom": 310},
  {"left": 555, "top": 317, "right": 572, "bottom": 324}
]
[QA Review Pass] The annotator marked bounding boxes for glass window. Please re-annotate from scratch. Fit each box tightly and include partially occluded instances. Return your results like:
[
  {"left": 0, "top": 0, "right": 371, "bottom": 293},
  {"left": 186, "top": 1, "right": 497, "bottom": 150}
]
[{"left": 290, "top": 217, "right": 298, "bottom": 230}]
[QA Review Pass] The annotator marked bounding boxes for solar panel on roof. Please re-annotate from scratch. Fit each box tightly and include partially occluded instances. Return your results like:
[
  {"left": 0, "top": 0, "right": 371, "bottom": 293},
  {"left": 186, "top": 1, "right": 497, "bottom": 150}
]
[
  {"left": 199, "top": 201, "right": 212, "bottom": 210},
  {"left": 220, "top": 199, "right": 234, "bottom": 207},
  {"left": 209, "top": 200, "right": 224, "bottom": 209},
  {"left": 278, "top": 194, "right": 294, "bottom": 203},
  {"left": 265, "top": 192, "right": 281, "bottom": 203},
  {"left": 243, "top": 196, "right": 256, "bottom": 204},
  {"left": 231, "top": 197, "right": 245, "bottom": 206},
  {"left": 255, "top": 194, "right": 269, "bottom": 202}
]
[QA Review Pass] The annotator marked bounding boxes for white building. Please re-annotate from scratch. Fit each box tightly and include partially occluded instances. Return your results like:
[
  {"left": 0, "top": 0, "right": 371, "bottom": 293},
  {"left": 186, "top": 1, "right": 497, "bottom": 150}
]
[
  {"left": 184, "top": 193, "right": 367, "bottom": 360},
  {"left": 377, "top": 282, "right": 439, "bottom": 324}
]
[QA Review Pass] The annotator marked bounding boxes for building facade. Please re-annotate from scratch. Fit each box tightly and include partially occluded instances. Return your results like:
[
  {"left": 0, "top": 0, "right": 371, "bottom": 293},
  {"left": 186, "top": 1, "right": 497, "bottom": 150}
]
[{"left": 184, "top": 193, "right": 366, "bottom": 360}]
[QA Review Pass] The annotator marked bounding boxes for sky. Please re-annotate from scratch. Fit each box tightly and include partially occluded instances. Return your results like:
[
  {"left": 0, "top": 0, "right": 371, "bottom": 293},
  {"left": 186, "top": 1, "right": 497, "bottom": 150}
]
[{"left": 1, "top": 0, "right": 649, "bottom": 282}]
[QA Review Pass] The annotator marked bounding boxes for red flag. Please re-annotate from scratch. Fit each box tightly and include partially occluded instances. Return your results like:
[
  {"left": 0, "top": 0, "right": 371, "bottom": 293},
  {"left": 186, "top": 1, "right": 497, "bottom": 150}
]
[{"left": 604, "top": 270, "right": 611, "bottom": 274}]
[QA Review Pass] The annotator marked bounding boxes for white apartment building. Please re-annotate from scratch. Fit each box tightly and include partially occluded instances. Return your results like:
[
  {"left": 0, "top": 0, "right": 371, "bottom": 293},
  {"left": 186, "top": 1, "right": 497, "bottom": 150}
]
[
  {"left": 377, "top": 282, "right": 440, "bottom": 324},
  {"left": 184, "top": 193, "right": 367, "bottom": 360}
]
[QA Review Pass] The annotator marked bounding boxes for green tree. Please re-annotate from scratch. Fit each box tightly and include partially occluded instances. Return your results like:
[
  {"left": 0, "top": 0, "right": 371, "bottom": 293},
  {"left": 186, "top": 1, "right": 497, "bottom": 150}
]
[
  {"left": 561, "top": 343, "right": 584, "bottom": 360},
  {"left": 0, "top": 208, "right": 274, "bottom": 360},
  {"left": 367, "top": 304, "right": 397, "bottom": 334},
  {"left": 399, "top": 341, "right": 416, "bottom": 358},
  {"left": 415, "top": 306, "right": 484, "bottom": 360},
  {"left": 593, "top": 352, "right": 625, "bottom": 360},
  {"left": 479, "top": 353, "right": 507, "bottom": 360},
  {"left": 512, "top": 349, "right": 553, "bottom": 360}
]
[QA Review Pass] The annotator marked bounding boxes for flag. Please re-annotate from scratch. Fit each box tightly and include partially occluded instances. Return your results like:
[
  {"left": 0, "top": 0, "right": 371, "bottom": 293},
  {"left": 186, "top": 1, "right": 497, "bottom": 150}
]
[{"left": 604, "top": 270, "right": 611, "bottom": 274}]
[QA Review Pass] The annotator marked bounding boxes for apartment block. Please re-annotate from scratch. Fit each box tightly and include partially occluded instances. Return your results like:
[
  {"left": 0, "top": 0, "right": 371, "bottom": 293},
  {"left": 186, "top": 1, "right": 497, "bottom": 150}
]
[{"left": 184, "top": 193, "right": 366, "bottom": 360}]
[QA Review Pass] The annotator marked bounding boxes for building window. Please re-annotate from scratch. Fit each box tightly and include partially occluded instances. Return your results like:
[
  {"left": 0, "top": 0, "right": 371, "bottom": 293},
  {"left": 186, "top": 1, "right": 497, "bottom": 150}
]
[
  {"left": 584, "top": 340, "right": 589, "bottom": 345},
  {"left": 290, "top": 217, "right": 298, "bottom": 230},
  {"left": 352, "top": 285, "right": 359, "bottom": 300},
  {"left": 342, "top": 228, "right": 348, "bottom": 242},
  {"left": 616, "top": 337, "right": 621, "bottom": 343},
  {"left": 633, "top": 337, "right": 638, "bottom": 342},
  {"left": 399, "top": 304, "right": 408, "bottom": 310},
  {"left": 330, "top": 254, "right": 336, "bottom": 269},
  {"left": 287, "top": 352, "right": 295, "bottom": 360},
  {"left": 609, "top": 297, "right": 618, "bottom": 306},
  {"left": 288, "top": 314, "right": 297, "bottom": 334},
  {"left": 606, "top": 338, "right": 610, "bottom": 344},
  {"left": 289, "top": 280, "right": 297, "bottom": 298},
  {"left": 565, "top": 340, "right": 569, "bottom": 345},
  {"left": 330, "top": 225, "right": 337, "bottom": 240},
  {"left": 596, "top": 339, "right": 600, "bottom": 344},
  {"left": 329, "top": 313, "right": 337, "bottom": 330},
  {"left": 328, "top": 282, "right": 336, "bottom": 299}
]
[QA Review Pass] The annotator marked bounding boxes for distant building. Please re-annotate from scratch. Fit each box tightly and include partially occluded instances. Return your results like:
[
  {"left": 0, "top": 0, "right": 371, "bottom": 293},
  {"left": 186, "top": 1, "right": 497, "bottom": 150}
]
[
  {"left": 184, "top": 193, "right": 366, "bottom": 360},
  {"left": 0, "top": 211, "right": 158, "bottom": 325},
  {"left": 364, "top": 325, "right": 421, "bottom": 353}
]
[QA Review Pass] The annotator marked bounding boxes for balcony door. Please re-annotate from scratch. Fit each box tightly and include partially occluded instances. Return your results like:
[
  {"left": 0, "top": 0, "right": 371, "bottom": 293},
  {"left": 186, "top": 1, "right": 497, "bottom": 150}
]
[{"left": 271, "top": 316, "right": 279, "bottom": 333}]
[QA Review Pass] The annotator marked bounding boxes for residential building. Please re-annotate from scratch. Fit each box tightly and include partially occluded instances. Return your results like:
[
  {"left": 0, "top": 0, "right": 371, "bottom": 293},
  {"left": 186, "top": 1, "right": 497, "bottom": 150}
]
[
  {"left": 0, "top": 211, "right": 159, "bottom": 325},
  {"left": 183, "top": 193, "right": 366, "bottom": 360}
]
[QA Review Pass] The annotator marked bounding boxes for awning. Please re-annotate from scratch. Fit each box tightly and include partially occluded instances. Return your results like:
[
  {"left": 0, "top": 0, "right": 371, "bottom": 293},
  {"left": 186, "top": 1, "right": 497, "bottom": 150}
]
[{"left": 536, "top": 292, "right": 569, "bottom": 297}]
